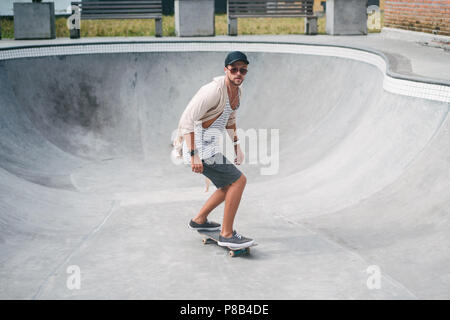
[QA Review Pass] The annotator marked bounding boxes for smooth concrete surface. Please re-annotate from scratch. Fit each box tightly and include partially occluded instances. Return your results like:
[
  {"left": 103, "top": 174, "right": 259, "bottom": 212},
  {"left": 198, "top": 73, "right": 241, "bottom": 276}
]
[
  {"left": 175, "top": 0, "right": 215, "bottom": 36},
  {"left": 382, "top": 27, "right": 450, "bottom": 51},
  {"left": 13, "top": 2, "right": 56, "bottom": 40},
  {"left": 0, "top": 36, "right": 449, "bottom": 299},
  {"left": 1, "top": 33, "right": 448, "bottom": 83},
  {"left": 326, "top": 0, "right": 368, "bottom": 35},
  {"left": 1, "top": 0, "right": 71, "bottom": 16}
]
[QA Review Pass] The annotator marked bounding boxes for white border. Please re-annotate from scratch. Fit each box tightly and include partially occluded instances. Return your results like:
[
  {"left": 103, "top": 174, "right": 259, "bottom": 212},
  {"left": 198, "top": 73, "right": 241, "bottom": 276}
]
[{"left": 0, "top": 41, "right": 448, "bottom": 103}]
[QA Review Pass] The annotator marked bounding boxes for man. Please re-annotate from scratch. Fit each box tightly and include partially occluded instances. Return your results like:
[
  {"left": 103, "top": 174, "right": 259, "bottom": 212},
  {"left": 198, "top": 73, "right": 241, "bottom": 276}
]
[{"left": 174, "top": 51, "right": 254, "bottom": 249}]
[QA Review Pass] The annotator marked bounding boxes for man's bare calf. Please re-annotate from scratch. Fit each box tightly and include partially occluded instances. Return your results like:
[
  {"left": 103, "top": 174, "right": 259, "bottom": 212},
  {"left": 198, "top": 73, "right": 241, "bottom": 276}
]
[{"left": 192, "top": 173, "right": 247, "bottom": 237}]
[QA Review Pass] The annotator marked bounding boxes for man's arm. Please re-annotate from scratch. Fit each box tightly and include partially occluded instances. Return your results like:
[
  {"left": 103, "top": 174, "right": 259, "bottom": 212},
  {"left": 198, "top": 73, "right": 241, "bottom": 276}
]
[
  {"left": 178, "top": 81, "right": 220, "bottom": 172},
  {"left": 184, "top": 132, "right": 196, "bottom": 151},
  {"left": 226, "top": 123, "right": 239, "bottom": 154},
  {"left": 184, "top": 132, "right": 203, "bottom": 173},
  {"left": 178, "top": 83, "right": 220, "bottom": 136}
]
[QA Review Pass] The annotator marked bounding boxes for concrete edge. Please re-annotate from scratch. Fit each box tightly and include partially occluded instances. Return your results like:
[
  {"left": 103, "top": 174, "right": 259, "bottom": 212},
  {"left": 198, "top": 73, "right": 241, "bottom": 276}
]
[
  {"left": 381, "top": 27, "right": 450, "bottom": 44},
  {"left": 0, "top": 38, "right": 449, "bottom": 88}
]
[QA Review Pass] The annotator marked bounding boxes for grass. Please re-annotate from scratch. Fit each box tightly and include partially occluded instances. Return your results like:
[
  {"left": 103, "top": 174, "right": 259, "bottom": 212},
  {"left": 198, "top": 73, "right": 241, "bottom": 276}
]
[
  {"left": 215, "top": 14, "right": 327, "bottom": 35},
  {"left": 0, "top": 18, "right": 14, "bottom": 38},
  {"left": 0, "top": 13, "right": 381, "bottom": 38}
]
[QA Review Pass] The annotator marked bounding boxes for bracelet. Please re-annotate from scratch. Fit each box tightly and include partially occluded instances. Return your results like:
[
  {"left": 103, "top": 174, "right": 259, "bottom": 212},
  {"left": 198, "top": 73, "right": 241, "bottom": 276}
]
[
  {"left": 189, "top": 149, "right": 198, "bottom": 156},
  {"left": 233, "top": 139, "right": 240, "bottom": 146}
]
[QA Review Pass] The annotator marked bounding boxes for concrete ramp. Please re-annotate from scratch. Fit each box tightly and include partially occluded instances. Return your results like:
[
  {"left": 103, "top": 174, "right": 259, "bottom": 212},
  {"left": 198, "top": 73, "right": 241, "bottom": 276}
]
[{"left": 0, "top": 49, "right": 448, "bottom": 299}]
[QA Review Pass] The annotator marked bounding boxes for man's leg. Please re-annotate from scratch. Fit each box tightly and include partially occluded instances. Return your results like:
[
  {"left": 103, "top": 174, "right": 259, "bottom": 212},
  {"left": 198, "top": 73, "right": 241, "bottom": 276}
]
[
  {"left": 220, "top": 174, "right": 247, "bottom": 238},
  {"left": 192, "top": 185, "right": 230, "bottom": 224}
]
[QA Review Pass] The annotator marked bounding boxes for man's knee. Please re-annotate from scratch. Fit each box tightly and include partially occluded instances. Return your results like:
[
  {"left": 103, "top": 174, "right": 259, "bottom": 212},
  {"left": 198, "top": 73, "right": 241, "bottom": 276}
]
[
  {"left": 235, "top": 173, "right": 246, "bottom": 187},
  {"left": 240, "top": 173, "right": 247, "bottom": 185},
  {"left": 222, "top": 173, "right": 246, "bottom": 191}
]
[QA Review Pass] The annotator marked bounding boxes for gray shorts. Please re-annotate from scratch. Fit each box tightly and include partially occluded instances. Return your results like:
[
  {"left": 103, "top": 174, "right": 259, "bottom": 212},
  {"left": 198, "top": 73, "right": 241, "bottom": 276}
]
[{"left": 201, "top": 153, "right": 242, "bottom": 189}]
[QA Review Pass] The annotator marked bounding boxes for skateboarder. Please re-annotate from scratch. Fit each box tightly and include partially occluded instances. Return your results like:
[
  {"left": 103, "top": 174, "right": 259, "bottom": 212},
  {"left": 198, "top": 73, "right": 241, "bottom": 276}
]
[{"left": 174, "top": 51, "right": 254, "bottom": 249}]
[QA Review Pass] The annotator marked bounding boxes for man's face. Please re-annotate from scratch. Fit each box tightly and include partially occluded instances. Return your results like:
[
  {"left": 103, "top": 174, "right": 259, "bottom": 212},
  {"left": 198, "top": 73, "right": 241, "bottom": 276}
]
[{"left": 224, "top": 61, "right": 248, "bottom": 87}]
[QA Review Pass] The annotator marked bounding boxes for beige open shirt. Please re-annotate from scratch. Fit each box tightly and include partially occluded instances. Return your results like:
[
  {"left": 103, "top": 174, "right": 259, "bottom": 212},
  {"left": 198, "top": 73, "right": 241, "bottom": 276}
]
[{"left": 173, "top": 75, "right": 242, "bottom": 158}]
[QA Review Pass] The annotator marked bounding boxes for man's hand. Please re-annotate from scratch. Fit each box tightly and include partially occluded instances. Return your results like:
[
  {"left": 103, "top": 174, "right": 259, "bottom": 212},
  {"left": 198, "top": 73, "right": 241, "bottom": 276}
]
[
  {"left": 191, "top": 154, "right": 203, "bottom": 173},
  {"left": 235, "top": 145, "right": 244, "bottom": 165}
]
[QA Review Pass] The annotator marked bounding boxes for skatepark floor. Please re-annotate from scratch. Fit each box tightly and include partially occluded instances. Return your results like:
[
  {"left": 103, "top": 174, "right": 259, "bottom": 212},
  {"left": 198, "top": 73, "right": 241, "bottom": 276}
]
[{"left": 0, "top": 31, "right": 449, "bottom": 299}]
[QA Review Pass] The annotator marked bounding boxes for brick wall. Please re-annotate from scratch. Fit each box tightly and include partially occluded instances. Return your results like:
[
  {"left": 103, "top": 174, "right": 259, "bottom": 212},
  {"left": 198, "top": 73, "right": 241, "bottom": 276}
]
[{"left": 384, "top": 0, "right": 450, "bottom": 36}]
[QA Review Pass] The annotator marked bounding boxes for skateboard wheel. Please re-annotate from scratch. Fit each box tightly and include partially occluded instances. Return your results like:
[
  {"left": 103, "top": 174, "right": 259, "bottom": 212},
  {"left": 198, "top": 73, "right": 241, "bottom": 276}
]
[
  {"left": 229, "top": 251, "right": 235, "bottom": 257},
  {"left": 202, "top": 238, "right": 215, "bottom": 245}
]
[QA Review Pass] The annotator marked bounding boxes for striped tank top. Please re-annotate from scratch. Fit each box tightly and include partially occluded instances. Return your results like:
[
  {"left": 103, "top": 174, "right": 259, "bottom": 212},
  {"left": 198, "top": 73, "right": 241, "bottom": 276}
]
[{"left": 183, "top": 96, "right": 239, "bottom": 163}]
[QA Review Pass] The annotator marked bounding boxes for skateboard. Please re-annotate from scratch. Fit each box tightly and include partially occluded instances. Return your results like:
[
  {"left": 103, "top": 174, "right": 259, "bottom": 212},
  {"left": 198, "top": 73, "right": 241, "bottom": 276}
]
[{"left": 197, "top": 230, "right": 257, "bottom": 257}]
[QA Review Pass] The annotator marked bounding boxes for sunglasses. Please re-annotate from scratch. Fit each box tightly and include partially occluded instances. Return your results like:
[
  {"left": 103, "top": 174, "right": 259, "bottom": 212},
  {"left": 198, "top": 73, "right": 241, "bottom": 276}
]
[{"left": 227, "top": 66, "right": 248, "bottom": 75}]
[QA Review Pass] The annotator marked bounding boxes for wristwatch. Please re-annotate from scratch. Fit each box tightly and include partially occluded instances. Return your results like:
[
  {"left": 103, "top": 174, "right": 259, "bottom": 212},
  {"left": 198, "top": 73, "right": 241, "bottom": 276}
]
[{"left": 189, "top": 149, "right": 198, "bottom": 157}]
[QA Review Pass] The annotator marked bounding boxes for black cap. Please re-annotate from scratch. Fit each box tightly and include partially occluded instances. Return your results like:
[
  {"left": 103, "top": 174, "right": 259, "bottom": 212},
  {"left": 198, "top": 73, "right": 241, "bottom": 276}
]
[{"left": 224, "top": 51, "right": 249, "bottom": 67}]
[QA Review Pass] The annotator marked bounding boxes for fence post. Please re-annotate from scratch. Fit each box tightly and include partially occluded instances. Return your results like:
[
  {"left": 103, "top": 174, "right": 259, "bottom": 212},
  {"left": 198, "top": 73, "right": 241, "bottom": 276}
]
[
  {"left": 305, "top": 16, "right": 318, "bottom": 35},
  {"left": 155, "top": 17, "right": 162, "bottom": 37},
  {"left": 227, "top": 1, "right": 237, "bottom": 36}
]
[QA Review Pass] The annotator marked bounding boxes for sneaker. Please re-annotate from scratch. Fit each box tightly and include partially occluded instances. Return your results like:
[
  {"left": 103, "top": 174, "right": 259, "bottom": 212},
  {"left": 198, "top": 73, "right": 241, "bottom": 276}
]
[
  {"left": 218, "top": 230, "right": 254, "bottom": 249},
  {"left": 188, "top": 219, "right": 221, "bottom": 231}
]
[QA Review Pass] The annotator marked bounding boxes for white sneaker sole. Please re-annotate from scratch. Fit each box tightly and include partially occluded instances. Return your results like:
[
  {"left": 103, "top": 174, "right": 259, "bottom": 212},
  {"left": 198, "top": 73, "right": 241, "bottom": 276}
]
[
  {"left": 218, "top": 240, "right": 254, "bottom": 249},
  {"left": 188, "top": 224, "right": 221, "bottom": 231}
]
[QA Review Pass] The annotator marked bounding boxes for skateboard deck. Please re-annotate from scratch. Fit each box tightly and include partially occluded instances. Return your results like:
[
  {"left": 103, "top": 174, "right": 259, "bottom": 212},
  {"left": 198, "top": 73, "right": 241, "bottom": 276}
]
[{"left": 197, "top": 230, "right": 257, "bottom": 257}]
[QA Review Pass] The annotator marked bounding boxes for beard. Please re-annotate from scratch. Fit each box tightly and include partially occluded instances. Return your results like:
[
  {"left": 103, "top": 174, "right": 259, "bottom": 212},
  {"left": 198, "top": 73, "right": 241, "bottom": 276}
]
[
  {"left": 225, "top": 71, "right": 244, "bottom": 88},
  {"left": 230, "top": 76, "right": 243, "bottom": 86}
]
